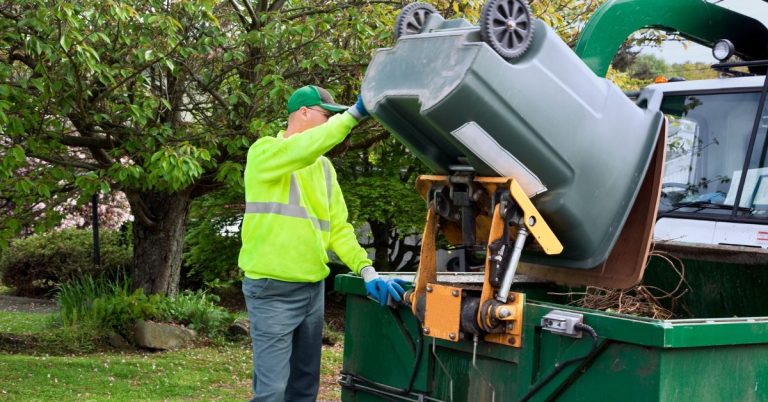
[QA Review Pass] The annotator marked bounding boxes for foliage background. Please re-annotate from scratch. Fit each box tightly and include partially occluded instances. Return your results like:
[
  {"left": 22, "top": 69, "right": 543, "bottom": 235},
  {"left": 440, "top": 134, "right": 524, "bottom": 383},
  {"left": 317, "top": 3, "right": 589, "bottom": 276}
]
[
  {"left": 0, "top": 0, "right": 726, "bottom": 291},
  {"left": 0, "top": 228, "right": 132, "bottom": 296}
]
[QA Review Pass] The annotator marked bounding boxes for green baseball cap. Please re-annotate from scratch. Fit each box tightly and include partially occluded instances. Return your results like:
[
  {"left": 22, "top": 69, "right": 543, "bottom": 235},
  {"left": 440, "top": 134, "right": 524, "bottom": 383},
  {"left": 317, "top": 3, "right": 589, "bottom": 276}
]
[{"left": 287, "top": 85, "right": 349, "bottom": 114}]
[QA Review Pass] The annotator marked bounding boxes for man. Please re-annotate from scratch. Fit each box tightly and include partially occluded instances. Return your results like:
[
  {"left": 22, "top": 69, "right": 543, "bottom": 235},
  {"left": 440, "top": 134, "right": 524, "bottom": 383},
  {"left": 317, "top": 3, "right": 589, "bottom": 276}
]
[{"left": 239, "top": 85, "right": 406, "bottom": 402}]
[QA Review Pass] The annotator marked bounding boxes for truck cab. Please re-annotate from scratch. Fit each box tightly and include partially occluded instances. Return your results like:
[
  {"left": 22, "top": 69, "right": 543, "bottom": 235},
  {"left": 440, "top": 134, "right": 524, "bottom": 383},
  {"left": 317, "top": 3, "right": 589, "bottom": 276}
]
[{"left": 642, "top": 76, "right": 768, "bottom": 247}]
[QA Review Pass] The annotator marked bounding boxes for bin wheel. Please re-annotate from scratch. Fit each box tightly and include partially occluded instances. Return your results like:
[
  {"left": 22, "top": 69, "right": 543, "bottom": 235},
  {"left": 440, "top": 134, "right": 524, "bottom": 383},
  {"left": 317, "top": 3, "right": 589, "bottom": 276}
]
[
  {"left": 480, "top": 0, "right": 534, "bottom": 60},
  {"left": 394, "top": 2, "right": 439, "bottom": 40}
]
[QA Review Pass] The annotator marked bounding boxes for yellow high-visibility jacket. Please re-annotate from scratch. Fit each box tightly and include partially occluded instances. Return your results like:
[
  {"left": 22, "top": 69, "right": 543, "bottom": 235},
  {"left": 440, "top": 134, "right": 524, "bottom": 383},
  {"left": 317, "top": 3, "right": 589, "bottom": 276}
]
[{"left": 238, "top": 111, "right": 372, "bottom": 282}]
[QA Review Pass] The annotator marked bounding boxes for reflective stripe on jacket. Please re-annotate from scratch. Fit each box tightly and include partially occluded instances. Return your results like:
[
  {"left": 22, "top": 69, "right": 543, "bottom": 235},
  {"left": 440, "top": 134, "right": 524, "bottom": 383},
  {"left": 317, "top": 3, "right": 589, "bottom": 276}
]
[{"left": 238, "top": 111, "right": 372, "bottom": 282}]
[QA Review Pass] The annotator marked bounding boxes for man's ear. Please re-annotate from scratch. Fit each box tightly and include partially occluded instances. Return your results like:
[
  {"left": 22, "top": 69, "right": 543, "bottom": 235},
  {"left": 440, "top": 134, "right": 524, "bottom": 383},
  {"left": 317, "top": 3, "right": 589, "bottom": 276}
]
[{"left": 300, "top": 107, "right": 311, "bottom": 121}]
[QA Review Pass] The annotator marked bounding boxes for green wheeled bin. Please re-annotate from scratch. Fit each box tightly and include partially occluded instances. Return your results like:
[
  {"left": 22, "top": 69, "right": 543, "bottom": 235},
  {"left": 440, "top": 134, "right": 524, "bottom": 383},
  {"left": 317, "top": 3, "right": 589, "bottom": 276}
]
[{"left": 361, "top": 7, "right": 663, "bottom": 269}]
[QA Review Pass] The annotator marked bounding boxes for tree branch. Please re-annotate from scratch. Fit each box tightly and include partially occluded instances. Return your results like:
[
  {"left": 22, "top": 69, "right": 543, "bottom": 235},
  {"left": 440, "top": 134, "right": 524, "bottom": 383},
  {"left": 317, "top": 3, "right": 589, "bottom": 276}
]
[
  {"left": 67, "top": 115, "right": 116, "bottom": 167},
  {"left": 126, "top": 190, "right": 157, "bottom": 228},
  {"left": 89, "top": 34, "right": 187, "bottom": 104},
  {"left": 226, "top": 0, "right": 250, "bottom": 27},
  {"left": 9, "top": 52, "right": 37, "bottom": 70},
  {"left": 180, "top": 61, "right": 230, "bottom": 110},
  {"left": 241, "top": 0, "right": 259, "bottom": 25},
  {"left": 286, "top": 1, "right": 400, "bottom": 20},
  {"left": 58, "top": 134, "right": 114, "bottom": 149},
  {"left": 27, "top": 153, "right": 101, "bottom": 170},
  {"left": 268, "top": 0, "right": 287, "bottom": 12},
  {"left": 352, "top": 131, "right": 389, "bottom": 149}
]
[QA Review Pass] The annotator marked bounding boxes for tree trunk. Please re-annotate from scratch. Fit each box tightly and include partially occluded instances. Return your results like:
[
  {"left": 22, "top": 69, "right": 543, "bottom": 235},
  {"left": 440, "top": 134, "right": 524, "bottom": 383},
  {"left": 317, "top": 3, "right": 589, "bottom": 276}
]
[
  {"left": 128, "top": 189, "right": 194, "bottom": 295},
  {"left": 369, "top": 220, "right": 392, "bottom": 271}
]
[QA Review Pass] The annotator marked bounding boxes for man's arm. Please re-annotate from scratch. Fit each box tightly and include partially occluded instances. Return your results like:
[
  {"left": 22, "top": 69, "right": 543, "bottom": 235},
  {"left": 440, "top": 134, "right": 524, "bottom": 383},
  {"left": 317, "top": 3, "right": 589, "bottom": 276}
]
[
  {"left": 327, "top": 162, "right": 372, "bottom": 275},
  {"left": 316, "top": 97, "right": 405, "bottom": 305},
  {"left": 248, "top": 112, "right": 358, "bottom": 182}
]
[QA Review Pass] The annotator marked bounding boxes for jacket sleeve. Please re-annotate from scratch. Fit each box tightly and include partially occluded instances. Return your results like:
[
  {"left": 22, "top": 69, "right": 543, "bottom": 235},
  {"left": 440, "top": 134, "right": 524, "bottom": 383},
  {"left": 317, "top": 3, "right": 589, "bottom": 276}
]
[
  {"left": 327, "top": 162, "right": 372, "bottom": 275},
  {"left": 248, "top": 112, "right": 358, "bottom": 182}
]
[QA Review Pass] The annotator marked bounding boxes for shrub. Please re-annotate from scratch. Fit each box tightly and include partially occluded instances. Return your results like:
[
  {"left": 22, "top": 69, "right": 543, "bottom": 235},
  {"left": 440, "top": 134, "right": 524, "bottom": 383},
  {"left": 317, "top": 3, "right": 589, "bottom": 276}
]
[
  {"left": 57, "top": 275, "right": 162, "bottom": 338},
  {"left": 57, "top": 275, "right": 115, "bottom": 328},
  {"left": 182, "top": 216, "right": 241, "bottom": 289},
  {"left": 91, "top": 288, "right": 163, "bottom": 336},
  {"left": 57, "top": 276, "right": 234, "bottom": 343},
  {"left": 157, "top": 291, "right": 234, "bottom": 338},
  {"left": 181, "top": 189, "right": 242, "bottom": 290},
  {"left": 0, "top": 228, "right": 132, "bottom": 296}
]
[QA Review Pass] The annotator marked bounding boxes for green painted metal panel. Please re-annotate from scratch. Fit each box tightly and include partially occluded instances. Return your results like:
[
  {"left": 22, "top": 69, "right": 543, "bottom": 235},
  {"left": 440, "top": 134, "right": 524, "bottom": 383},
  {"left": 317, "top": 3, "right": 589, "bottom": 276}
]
[
  {"left": 341, "top": 290, "right": 430, "bottom": 392},
  {"left": 574, "top": 0, "right": 768, "bottom": 77},
  {"left": 539, "top": 342, "right": 661, "bottom": 402},
  {"left": 336, "top": 275, "right": 768, "bottom": 401},
  {"left": 528, "top": 302, "right": 768, "bottom": 348},
  {"left": 659, "top": 345, "right": 768, "bottom": 401}
]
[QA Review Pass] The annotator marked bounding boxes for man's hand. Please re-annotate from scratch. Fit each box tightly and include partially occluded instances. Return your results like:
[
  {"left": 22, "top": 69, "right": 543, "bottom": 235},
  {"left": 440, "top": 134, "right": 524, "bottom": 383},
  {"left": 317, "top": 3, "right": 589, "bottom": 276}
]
[
  {"left": 348, "top": 95, "right": 369, "bottom": 121},
  {"left": 361, "top": 266, "right": 407, "bottom": 306}
]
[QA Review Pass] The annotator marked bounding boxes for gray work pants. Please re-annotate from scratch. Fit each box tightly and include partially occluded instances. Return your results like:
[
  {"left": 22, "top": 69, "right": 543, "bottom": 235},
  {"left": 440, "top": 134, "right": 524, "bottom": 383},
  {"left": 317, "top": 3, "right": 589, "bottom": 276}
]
[{"left": 242, "top": 277, "right": 324, "bottom": 402}]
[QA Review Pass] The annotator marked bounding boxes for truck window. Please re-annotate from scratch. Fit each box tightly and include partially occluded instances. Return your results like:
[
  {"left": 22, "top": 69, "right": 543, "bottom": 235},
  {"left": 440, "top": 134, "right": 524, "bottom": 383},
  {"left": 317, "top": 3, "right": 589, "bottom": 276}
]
[
  {"left": 735, "top": 95, "right": 768, "bottom": 218},
  {"left": 659, "top": 91, "right": 767, "bottom": 219}
]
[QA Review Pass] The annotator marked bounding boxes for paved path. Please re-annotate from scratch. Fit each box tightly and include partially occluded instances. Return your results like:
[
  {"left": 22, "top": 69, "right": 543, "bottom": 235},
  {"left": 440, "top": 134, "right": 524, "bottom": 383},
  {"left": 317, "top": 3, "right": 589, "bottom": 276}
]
[{"left": 0, "top": 295, "right": 57, "bottom": 313}]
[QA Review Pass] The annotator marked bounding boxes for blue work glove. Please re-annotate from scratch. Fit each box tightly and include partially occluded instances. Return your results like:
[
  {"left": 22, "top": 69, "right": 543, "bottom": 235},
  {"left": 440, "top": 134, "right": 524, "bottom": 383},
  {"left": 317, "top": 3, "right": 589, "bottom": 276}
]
[
  {"left": 348, "top": 94, "right": 369, "bottom": 121},
  {"left": 361, "top": 266, "right": 407, "bottom": 306}
]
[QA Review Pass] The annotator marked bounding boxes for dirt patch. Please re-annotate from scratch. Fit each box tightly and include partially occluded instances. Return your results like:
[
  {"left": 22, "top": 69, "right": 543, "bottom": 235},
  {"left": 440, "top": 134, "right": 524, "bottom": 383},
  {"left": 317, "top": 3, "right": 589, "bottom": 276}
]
[
  {"left": 325, "top": 292, "right": 346, "bottom": 332},
  {"left": 0, "top": 295, "right": 57, "bottom": 313},
  {"left": 319, "top": 343, "right": 344, "bottom": 402},
  {"left": 0, "top": 333, "right": 41, "bottom": 353}
]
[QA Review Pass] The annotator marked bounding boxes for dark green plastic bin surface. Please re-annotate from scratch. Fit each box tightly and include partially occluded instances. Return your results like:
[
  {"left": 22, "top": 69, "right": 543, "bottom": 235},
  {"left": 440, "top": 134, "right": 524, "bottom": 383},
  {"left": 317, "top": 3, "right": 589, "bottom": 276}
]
[{"left": 361, "top": 19, "right": 663, "bottom": 269}]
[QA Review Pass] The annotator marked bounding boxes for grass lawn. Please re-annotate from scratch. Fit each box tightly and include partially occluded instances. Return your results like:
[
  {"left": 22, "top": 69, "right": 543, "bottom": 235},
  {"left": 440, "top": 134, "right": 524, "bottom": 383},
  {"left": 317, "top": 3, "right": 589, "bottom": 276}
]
[
  {"left": 0, "top": 311, "right": 54, "bottom": 334},
  {"left": 0, "top": 345, "right": 253, "bottom": 401},
  {"left": 0, "top": 310, "right": 344, "bottom": 401}
]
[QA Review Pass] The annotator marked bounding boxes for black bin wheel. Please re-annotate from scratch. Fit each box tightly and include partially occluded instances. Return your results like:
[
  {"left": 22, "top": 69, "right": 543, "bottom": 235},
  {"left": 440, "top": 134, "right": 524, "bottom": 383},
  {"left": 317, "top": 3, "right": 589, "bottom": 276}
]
[
  {"left": 479, "top": 0, "right": 534, "bottom": 60},
  {"left": 394, "top": 2, "right": 439, "bottom": 40}
]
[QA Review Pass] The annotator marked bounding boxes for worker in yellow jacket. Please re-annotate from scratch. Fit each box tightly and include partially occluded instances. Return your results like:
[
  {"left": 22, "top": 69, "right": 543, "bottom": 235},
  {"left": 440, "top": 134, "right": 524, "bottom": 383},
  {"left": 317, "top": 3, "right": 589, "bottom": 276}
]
[{"left": 239, "top": 85, "right": 406, "bottom": 402}]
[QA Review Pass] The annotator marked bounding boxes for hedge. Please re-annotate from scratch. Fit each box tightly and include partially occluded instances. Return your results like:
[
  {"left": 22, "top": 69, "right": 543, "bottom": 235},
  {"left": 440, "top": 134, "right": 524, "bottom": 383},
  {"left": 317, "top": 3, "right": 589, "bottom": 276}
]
[{"left": 0, "top": 228, "right": 132, "bottom": 296}]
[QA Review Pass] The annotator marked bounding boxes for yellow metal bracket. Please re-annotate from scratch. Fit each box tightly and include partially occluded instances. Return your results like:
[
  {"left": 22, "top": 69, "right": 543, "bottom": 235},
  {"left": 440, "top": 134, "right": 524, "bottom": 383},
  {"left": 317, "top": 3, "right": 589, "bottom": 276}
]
[
  {"left": 409, "top": 208, "right": 438, "bottom": 318},
  {"left": 424, "top": 283, "right": 463, "bottom": 342},
  {"left": 505, "top": 178, "right": 563, "bottom": 255},
  {"left": 483, "top": 293, "right": 526, "bottom": 347}
]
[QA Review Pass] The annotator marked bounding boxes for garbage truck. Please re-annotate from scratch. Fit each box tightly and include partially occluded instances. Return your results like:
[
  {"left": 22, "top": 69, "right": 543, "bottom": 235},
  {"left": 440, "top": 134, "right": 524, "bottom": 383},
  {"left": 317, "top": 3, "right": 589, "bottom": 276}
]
[{"left": 336, "top": 0, "right": 768, "bottom": 400}]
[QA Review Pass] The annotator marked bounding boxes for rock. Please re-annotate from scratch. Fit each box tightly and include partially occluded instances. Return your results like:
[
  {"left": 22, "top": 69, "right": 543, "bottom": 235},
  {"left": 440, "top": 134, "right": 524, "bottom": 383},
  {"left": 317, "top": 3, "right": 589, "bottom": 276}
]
[
  {"left": 227, "top": 320, "right": 249, "bottom": 338},
  {"left": 133, "top": 320, "right": 197, "bottom": 350},
  {"left": 107, "top": 332, "right": 132, "bottom": 350}
]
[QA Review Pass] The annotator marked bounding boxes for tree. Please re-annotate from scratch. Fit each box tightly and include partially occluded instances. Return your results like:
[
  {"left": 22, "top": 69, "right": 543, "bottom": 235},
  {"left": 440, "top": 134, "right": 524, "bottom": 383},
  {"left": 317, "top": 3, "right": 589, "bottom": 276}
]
[
  {"left": 0, "top": 0, "right": 400, "bottom": 294},
  {"left": 611, "top": 41, "right": 641, "bottom": 72},
  {"left": 530, "top": 0, "right": 605, "bottom": 46},
  {"left": 0, "top": 0, "right": 635, "bottom": 294},
  {"left": 667, "top": 62, "right": 718, "bottom": 81},
  {"left": 631, "top": 54, "right": 669, "bottom": 80},
  {"left": 334, "top": 137, "right": 426, "bottom": 271}
]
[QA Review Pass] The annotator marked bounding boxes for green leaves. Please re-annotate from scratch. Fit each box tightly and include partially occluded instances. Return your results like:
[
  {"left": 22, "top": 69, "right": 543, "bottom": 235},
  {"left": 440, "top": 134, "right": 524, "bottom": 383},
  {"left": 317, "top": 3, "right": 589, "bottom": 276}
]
[
  {"left": 144, "top": 144, "right": 211, "bottom": 192},
  {"left": 214, "top": 161, "right": 244, "bottom": 188},
  {"left": 0, "top": 0, "right": 408, "bottom": 251},
  {"left": 59, "top": 34, "right": 71, "bottom": 51}
]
